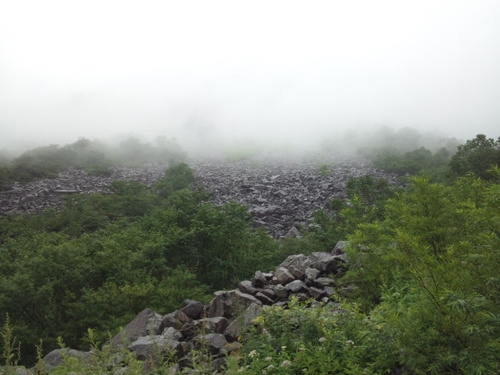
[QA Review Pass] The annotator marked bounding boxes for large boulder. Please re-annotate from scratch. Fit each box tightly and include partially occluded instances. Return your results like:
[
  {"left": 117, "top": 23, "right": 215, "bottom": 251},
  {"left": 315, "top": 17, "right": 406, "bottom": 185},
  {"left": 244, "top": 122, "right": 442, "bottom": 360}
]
[
  {"left": 225, "top": 302, "right": 263, "bottom": 340},
  {"left": 207, "top": 290, "right": 261, "bottom": 319},
  {"left": 112, "top": 308, "right": 163, "bottom": 348},
  {"left": 180, "top": 299, "right": 205, "bottom": 320},
  {"left": 128, "top": 335, "right": 182, "bottom": 361},
  {"left": 273, "top": 267, "right": 295, "bottom": 285}
]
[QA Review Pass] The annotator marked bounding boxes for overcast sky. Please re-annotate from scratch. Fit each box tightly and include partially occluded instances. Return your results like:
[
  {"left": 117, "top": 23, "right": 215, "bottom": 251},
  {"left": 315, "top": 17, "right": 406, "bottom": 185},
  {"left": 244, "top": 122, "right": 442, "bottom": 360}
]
[{"left": 1, "top": 0, "right": 499, "bottom": 154}]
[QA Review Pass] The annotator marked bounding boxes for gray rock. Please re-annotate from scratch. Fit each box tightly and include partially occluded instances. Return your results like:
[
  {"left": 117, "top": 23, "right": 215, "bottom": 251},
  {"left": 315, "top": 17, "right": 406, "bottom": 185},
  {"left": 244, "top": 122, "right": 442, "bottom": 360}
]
[
  {"left": 207, "top": 290, "right": 261, "bottom": 319},
  {"left": 252, "top": 271, "right": 267, "bottom": 288},
  {"left": 193, "top": 334, "right": 227, "bottom": 355},
  {"left": 285, "top": 280, "right": 308, "bottom": 293},
  {"left": 161, "top": 310, "right": 192, "bottom": 331},
  {"left": 279, "top": 254, "right": 311, "bottom": 271},
  {"left": 305, "top": 267, "right": 321, "bottom": 281},
  {"left": 270, "top": 284, "right": 289, "bottom": 299},
  {"left": 128, "top": 335, "right": 181, "bottom": 361},
  {"left": 238, "top": 280, "right": 257, "bottom": 295},
  {"left": 288, "top": 264, "right": 306, "bottom": 279},
  {"left": 162, "top": 327, "right": 183, "bottom": 341},
  {"left": 194, "top": 317, "right": 229, "bottom": 334},
  {"left": 274, "top": 267, "right": 295, "bottom": 285},
  {"left": 181, "top": 299, "right": 205, "bottom": 320},
  {"left": 225, "top": 302, "right": 263, "bottom": 340},
  {"left": 112, "top": 308, "right": 163, "bottom": 348},
  {"left": 255, "top": 292, "right": 274, "bottom": 305}
]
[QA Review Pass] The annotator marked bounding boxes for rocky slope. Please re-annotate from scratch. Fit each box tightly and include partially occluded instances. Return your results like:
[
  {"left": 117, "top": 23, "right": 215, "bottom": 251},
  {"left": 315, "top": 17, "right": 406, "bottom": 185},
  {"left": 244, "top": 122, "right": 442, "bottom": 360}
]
[{"left": 0, "top": 155, "right": 397, "bottom": 238}]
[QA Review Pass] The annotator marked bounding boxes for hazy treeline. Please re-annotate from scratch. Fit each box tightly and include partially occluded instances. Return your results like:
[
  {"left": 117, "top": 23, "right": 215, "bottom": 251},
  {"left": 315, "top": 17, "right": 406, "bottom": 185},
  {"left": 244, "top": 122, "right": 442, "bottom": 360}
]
[{"left": 0, "top": 136, "right": 186, "bottom": 190}]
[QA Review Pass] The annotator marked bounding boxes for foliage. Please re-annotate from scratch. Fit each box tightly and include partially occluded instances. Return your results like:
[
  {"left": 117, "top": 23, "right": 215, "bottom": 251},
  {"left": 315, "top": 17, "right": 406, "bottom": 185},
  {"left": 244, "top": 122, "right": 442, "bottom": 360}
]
[
  {"left": 0, "top": 163, "right": 279, "bottom": 364},
  {"left": 343, "top": 174, "right": 500, "bottom": 373},
  {"left": 373, "top": 146, "right": 452, "bottom": 180},
  {"left": 154, "top": 162, "right": 196, "bottom": 198},
  {"left": 449, "top": 134, "right": 500, "bottom": 180},
  {"left": 0, "top": 136, "right": 187, "bottom": 190},
  {"left": 227, "top": 297, "right": 392, "bottom": 374},
  {"left": 307, "top": 174, "right": 398, "bottom": 252}
]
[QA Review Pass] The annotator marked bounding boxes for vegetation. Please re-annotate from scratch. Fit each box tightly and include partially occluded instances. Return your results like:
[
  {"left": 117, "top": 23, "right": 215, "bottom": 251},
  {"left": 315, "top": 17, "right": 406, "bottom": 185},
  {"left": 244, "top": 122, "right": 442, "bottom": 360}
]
[
  {"left": 0, "top": 134, "right": 498, "bottom": 374},
  {"left": 0, "top": 163, "right": 279, "bottom": 365},
  {"left": 0, "top": 136, "right": 185, "bottom": 190},
  {"left": 372, "top": 146, "right": 452, "bottom": 180},
  {"left": 449, "top": 134, "right": 500, "bottom": 180}
]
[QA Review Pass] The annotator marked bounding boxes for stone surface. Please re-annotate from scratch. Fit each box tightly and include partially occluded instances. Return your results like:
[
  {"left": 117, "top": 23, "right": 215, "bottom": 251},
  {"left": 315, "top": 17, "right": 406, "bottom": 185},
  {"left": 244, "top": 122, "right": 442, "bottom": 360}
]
[
  {"left": 181, "top": 299, "right": 205, "bottom": 320},
  {"left": 112, "top": 308, "right": 163, "bottom": 348}
]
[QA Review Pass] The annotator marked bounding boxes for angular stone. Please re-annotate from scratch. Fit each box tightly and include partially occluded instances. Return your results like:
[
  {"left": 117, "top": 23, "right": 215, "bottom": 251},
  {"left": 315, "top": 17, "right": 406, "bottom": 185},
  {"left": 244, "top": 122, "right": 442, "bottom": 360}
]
[
  {"left": 252, "top": 270, "right": 267, "bottom": 288},
  {"left": 259, "top": 288, "right": 277, "bottom": 300},
  {"left": 271, "top": 284, "right": 289, "bottom": 299},
  {"left": 238, "top": 280, "right": 257, "bottom": 295},
  {"left": 288, "top": 265, "right": 306, "bottom": 279},
  {"left": 181, "top": 299, "right": 205, "bottom": 320},
  {"left": 324, "top": 286, "right": 336, "bottom": 297},
  {"left": 285, "top": 280, "right": 308, "bottom": 293},
  {"left": 207, "top": 290, "right": 262, "bottom": 319},
  {"left": 279, "top": 254, "right": 311, "bottom": 270},
  {"left": 128, "top": 335, "right": 181, "bottom": 361},
  {"left": 112, "top": 308, "right": 163, "bottom": 348},
  {"left": 305, "top": 267, "right": 320, "bottom": 281},
  {"left": 162, "top": 327, "right": 183, "bottom": 341},
  {"left": 309, "top": 286, "right": 326, "bottom": 299},
  {"left": 255, "top": 292, "right": 274, "bottom": 305},
  {"left": 315, "top": 277, "right": 336, "bottom": 287},
  {"left": 309, "top": 252, "right": 338, "bottom": 273},
  {"left": 194, "top": 317, "right": 229, "bottom": 334},
  {"left": 225, "top": 302, "right": 263, "bottom": 340},
  {"left": 274, "top": 267, "right": 295, "bottom": 285},
  {"left": 161, "top": 310, "right": 192, "bottom": 331},
  {"left": 332, "top": 241, "right": 349, "bottom": 255},
  {"left": 194, "top": 333, "right": 227, "bottom": 355}
]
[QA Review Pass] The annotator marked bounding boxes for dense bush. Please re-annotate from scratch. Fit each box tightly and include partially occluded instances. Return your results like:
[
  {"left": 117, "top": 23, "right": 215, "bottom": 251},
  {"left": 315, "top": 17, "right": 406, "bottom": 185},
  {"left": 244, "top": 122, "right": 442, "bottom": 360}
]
[
  {"left": 449, "top": 134, "right": 500, "bottom": 180},
  {"left": 0, "top": 164, "right": 279, "bottom": 365},
  {"left": 307, "top": 174, "right": 399, "bottom": 252},
  {"left": 0, "top": 136, "right": 187, "bottom": 190},
  {"left": 232, "top": 174, "right": 499, "bottom": 374},
  {"left": 372, "top": 146, "right": 452, "bottom": 180}
]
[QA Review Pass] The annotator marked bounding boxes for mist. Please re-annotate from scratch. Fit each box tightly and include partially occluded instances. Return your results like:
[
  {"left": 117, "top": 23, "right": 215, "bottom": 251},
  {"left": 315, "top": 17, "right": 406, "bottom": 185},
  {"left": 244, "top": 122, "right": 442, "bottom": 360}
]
[{"left": 1, "top": 1, "right": 499, "bottom": 156}]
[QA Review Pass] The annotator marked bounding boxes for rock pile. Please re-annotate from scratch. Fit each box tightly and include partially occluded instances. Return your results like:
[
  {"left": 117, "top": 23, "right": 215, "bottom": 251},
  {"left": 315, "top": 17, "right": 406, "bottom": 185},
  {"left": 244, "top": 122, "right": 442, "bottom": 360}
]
[
  {"left": 42, "top": 241, "right": 350, "bottom": 373},
  {"left": 193, "top": 156, "right": 397, "bottom": 238},
  {"left": 0, "top": 166, "right": 166, "bottom": 216}
]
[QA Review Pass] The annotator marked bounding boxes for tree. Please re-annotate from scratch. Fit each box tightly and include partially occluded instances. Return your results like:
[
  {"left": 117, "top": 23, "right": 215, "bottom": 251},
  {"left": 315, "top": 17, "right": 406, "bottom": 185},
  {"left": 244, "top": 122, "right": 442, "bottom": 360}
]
[{"left": 450, "top": 134, "right": 500, "bottom": 180}]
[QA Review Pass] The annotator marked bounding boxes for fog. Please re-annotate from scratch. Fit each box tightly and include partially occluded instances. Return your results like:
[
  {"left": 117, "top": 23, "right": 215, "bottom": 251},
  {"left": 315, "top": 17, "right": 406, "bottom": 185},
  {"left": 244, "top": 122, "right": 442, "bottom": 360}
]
[{"left": 1, "top": 0, "right": 499, "bottom": 156}]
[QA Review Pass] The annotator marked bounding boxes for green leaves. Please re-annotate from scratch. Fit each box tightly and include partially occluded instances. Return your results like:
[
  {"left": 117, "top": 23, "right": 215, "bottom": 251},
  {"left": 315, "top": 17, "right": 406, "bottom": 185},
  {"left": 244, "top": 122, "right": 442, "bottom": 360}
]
[{"left": 343, "top": 174, "right": 500, "bottom": 373}]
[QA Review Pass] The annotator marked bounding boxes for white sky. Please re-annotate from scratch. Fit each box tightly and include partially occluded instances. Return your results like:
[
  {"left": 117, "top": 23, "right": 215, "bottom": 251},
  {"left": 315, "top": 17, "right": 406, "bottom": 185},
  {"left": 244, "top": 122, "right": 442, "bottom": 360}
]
[{"left": 1, "top": 0, "right": 499, "bottom": 153}]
